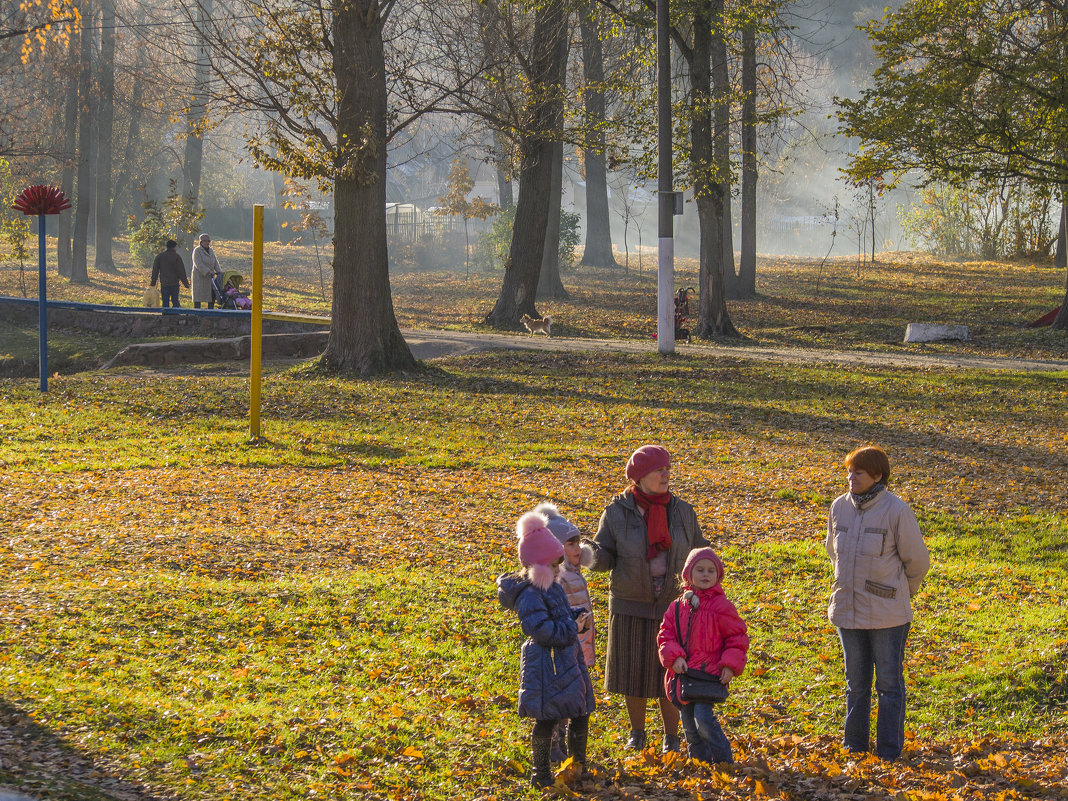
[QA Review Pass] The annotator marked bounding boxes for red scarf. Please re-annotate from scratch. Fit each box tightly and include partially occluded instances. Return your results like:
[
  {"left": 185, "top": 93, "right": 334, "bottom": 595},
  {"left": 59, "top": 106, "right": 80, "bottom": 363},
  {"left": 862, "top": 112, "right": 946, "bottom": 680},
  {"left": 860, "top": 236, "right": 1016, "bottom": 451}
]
[{"left": 631, "top": 486, "right": 672, "bottom": 561}]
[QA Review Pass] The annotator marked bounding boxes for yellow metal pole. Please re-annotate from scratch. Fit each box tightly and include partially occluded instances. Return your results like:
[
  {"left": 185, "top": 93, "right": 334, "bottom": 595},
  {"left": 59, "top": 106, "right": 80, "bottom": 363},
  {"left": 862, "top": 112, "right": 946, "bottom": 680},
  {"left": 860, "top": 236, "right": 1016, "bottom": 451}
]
[{"left": 250, "top": 204, "right": 264, "bottom": 439}]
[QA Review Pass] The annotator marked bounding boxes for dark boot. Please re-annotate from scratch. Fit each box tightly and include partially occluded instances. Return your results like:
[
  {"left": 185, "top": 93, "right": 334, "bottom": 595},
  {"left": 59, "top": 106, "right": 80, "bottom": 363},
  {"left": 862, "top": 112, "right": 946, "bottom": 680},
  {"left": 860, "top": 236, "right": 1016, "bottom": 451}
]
[
  {"left": 625, "top": 729, "right": 647, "bottom": 750},
  {"left": 531, "top": 730, "right": 554, "bottom": 789},
  {"left": 567, "top": 720, "right": 588, "bottom": 768},
  {"left": 550, "top": 721, "right": 567, "bottom": 763}
]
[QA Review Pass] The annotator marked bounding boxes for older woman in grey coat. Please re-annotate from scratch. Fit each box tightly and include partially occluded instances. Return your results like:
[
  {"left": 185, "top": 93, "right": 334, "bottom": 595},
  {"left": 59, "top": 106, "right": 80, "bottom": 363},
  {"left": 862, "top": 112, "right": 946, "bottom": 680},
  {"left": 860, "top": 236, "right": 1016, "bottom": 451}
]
[{"left": 591, "top": 444, "right": 709, "bottom": 753}]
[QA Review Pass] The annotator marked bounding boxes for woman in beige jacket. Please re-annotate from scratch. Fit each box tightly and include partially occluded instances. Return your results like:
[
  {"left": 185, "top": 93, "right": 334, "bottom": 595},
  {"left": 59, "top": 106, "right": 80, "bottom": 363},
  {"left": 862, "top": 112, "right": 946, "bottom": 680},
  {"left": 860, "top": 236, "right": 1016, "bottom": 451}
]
[{"left": 825, "top": 445, "right": 930, "bottom": 762}]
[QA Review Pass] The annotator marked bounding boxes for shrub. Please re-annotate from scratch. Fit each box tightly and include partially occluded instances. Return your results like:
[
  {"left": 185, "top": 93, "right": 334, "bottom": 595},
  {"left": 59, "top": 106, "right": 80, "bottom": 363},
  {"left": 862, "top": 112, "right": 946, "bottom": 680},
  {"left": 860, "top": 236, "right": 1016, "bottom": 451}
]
[
  {"left": 127, "top": 180, "right": 203, "bottom": 268},
  {"left": 128, "top": 201, "right": 170, "bottom": 268},
  {"left": 559, "top": 209, "right": 581, "bottom": 272},
  {"left": 474, "top": 205, "right": 582, "bottom": 271},
  {"left": 899, "top": 179, "right": 1057, "bottom": 259}
]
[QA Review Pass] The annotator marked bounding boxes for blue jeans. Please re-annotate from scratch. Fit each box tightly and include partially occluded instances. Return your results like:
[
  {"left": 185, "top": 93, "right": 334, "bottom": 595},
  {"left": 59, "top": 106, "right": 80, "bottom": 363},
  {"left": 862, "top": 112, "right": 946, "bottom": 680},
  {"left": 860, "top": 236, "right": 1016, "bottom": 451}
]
[
  {"left": 679, "top": 702, "right": 733, "bottom": 763},
  {"left": 838, "top": 623, "right": 910, "bottom": 761},
  {"left": 161, "top": 285, "right": 180, "bottom": 307}
]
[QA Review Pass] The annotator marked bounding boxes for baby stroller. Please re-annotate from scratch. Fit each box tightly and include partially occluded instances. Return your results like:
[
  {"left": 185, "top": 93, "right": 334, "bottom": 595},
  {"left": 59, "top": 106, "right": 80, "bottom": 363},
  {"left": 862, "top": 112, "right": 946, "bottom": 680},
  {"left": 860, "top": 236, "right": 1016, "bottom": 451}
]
[
  {"left": 674, "top": 287, "right": 695, "bottom": 342},
  {"left": 212, "top": 270, "right": 253, "bottom": 310}
]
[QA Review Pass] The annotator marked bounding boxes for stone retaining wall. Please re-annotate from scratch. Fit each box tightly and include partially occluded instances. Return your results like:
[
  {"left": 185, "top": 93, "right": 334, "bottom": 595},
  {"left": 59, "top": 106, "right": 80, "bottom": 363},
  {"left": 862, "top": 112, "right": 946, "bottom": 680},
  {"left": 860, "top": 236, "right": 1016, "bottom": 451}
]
[
  {"left": 103, "top": 332, "right": 331, "bottom": 368},
  {"left": 0, "top": 297, "right": 328, "bottom": 338}
]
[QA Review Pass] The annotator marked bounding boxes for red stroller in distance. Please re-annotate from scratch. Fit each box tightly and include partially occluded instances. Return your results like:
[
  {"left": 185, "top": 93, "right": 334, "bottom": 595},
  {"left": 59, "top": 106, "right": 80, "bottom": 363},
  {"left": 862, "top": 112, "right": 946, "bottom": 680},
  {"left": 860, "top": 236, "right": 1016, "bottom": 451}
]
[{"left": 674, "top": 287, "right": 695, "bottom": 342}]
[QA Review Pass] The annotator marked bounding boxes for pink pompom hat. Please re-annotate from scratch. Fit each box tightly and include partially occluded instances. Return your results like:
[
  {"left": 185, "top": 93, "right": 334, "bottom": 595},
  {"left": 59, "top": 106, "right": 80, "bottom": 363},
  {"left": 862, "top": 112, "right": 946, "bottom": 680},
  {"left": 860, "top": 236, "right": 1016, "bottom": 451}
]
[{"left": 517, "top": 511, "right": 565, "bottom": 590}]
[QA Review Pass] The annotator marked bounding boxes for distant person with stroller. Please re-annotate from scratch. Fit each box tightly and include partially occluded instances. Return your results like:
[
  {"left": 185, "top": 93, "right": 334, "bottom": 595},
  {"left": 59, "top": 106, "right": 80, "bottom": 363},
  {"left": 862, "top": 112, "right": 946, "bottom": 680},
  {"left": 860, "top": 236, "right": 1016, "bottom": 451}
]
[
  {"left": 150, "top": 240, "right": 190, "bottom": 308},
  {"left": 191, "top": 233, "right": 224, "bottom": 309}
]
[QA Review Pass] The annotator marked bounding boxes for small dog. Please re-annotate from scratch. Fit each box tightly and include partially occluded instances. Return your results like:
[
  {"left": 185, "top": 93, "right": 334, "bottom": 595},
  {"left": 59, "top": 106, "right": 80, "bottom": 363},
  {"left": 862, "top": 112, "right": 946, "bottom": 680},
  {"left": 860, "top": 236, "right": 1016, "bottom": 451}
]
[
  {"left": 142, "top": 286, "right": 161, "bottom": 308},
  {"left": 675, "top": 327, "right": 691, "bottom": 343},
  {"left": 521, "top": 313, "right": 553, "bottom": 337}
]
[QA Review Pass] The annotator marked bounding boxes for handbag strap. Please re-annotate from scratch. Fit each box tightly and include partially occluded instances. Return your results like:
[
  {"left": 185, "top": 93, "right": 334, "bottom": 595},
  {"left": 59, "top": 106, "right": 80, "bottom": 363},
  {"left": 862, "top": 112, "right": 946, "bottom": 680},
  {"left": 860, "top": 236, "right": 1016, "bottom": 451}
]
[{"left": 674, "top": 599, "right": 692, "bottom": 656}]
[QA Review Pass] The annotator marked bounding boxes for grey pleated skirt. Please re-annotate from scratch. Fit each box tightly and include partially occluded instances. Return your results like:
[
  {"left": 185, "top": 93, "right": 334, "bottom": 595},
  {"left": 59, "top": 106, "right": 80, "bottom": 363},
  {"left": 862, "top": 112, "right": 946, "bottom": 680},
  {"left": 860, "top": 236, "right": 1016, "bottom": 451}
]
[{"left": 604, "top": 611, "right": 664, "bottom": 698}]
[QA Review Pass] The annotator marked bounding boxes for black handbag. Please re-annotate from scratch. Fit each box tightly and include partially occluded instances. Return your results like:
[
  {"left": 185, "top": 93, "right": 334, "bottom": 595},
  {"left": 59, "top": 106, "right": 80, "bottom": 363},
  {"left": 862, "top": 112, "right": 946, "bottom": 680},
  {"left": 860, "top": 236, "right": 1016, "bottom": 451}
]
[
  {"left": 677, "top": 667, "right": 729, "bottom": 704},
  {"left": 667, "top": 599, "right": 729, "bottom": 706}
]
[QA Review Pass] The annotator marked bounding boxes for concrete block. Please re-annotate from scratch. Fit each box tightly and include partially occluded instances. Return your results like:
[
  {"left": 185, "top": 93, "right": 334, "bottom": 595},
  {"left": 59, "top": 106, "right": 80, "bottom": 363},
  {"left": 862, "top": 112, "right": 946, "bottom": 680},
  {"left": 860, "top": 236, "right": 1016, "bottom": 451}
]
[{"left": 904, "top": 323, "right": 969, "bottom": 343}]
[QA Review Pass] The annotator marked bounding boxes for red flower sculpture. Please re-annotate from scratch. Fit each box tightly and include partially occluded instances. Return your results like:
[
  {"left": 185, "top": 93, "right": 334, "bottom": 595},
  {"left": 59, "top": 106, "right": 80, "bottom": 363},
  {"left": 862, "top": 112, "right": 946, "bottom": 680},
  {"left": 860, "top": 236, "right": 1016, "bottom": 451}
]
[{"left": 12, "top": 185, "right": 72, "bottom": 216}]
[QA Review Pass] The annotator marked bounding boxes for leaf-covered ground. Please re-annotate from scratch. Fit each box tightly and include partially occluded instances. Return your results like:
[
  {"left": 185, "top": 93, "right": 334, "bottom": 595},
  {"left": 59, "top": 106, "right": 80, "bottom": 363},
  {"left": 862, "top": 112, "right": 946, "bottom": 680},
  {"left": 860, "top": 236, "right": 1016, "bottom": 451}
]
[
  {"left": 1, "top": 240, "right": 1064, "bottom": 363},
  {"left": 1, "top": 350, "right": 1066, "bottom": 800}
]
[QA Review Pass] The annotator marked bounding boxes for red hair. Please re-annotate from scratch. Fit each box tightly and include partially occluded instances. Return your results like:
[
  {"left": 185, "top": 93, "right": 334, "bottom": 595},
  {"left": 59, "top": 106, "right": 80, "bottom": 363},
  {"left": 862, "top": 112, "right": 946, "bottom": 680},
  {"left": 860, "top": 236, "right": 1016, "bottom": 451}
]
[{"left": 843, "top": 446, "right": 891, "bottom": 485}]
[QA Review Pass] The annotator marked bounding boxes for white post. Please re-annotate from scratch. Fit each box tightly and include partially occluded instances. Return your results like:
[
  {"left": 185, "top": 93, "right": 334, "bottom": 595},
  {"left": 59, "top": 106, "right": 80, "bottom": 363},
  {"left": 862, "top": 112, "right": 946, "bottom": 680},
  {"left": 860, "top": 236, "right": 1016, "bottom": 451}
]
[{"left": 656, "top": 0, "right": 675, "bottom": 354}]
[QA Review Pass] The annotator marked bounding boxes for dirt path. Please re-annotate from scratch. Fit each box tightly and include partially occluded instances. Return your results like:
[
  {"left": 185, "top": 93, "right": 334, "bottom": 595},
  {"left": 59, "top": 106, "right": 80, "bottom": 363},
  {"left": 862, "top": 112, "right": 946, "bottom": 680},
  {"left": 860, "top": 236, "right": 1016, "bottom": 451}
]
[{"left": 401, "top": 328, "right": 1068, "bottom": 372}]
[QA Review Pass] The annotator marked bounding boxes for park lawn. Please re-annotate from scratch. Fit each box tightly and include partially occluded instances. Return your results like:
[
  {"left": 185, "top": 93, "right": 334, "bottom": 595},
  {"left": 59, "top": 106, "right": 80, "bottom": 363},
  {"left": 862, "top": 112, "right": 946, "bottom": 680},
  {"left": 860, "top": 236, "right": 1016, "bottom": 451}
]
[
  {"left": 1, "top": 239, "right": 1065, "bottom": 364},
  {"left": 1, "top": 352, "right": 1066, "bottom": 800}
]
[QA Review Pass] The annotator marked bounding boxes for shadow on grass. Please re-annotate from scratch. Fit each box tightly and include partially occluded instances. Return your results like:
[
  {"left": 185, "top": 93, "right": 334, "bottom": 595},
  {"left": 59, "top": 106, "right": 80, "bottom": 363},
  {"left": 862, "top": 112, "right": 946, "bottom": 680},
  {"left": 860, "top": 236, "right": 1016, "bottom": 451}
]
[{"left": 0, "top": 700, "right": 173, "bottom": 801}]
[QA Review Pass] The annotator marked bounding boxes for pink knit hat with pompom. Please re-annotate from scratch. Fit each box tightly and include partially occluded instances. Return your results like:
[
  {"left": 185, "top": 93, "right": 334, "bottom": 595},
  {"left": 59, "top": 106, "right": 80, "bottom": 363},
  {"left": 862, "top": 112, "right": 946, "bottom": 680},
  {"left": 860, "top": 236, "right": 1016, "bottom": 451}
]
[{"left": 517, "top": 512, "right": 565, "bottom": 589}]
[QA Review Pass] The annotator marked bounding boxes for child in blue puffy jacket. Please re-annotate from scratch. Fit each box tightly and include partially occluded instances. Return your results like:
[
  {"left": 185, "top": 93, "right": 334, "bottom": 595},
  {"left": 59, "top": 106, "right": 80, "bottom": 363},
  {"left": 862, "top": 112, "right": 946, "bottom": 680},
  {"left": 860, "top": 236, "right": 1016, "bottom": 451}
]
[{"left": 497, "top": 511, "right": 596, "bottom": 788}]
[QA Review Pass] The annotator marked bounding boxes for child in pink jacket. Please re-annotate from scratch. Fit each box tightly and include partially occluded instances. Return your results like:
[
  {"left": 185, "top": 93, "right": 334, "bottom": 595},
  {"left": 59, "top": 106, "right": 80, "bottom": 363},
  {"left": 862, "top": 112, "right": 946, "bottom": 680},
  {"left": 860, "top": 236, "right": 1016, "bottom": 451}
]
[{"left": 657, "top": 547, "right": 749, "bottom": 763}]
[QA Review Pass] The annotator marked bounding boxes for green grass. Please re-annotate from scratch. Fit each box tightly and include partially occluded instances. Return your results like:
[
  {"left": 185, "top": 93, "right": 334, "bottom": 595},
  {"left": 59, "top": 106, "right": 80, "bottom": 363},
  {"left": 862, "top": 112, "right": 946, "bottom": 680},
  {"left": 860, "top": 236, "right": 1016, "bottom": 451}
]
[
  {"left": 2, "top": 240, "right": 1066, "bottom": 364},
  {"left": 1, "top": 305, "right": 1066, "bottom": 797},
  {"left": 3, "top": 518, "right": 1064, "bottom": 798}
]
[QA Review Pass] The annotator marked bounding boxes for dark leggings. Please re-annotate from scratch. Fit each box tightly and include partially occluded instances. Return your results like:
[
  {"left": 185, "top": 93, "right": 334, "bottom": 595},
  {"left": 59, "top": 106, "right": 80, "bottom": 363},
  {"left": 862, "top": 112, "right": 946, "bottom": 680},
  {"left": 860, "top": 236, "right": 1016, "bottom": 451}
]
[{"left": 534, "top": 714, "right": 588, "bottom": 738}]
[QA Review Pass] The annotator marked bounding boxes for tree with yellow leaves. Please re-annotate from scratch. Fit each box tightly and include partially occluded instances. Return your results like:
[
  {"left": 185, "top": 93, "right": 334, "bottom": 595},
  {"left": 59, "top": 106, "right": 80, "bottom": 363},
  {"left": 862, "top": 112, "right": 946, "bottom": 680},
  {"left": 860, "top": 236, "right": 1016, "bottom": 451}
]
[
  {"left": 437, "top": 159, "right": 498, "bottom": 279},
  {"left": 2, "top": 0, "right": 81, "bottom": 59}
]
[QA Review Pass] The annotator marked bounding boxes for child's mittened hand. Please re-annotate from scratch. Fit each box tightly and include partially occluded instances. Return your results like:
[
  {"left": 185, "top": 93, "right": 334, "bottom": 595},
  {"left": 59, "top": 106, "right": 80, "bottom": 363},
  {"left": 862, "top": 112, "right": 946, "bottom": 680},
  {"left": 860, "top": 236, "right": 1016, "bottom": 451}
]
[
  {"left": 672, "top": 657, "right": 687, "bottom": 674},
  {"left": 720, "top": 667, "right": 736, "bottom": 684}
]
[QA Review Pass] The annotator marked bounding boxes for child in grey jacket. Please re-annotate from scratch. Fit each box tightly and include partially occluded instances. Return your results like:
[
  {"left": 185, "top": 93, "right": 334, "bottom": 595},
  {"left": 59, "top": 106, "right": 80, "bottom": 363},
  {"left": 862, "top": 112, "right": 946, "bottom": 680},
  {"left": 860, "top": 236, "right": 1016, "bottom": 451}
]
[{"left": 535, "top": 503, "right": 596, "bottom": 763}]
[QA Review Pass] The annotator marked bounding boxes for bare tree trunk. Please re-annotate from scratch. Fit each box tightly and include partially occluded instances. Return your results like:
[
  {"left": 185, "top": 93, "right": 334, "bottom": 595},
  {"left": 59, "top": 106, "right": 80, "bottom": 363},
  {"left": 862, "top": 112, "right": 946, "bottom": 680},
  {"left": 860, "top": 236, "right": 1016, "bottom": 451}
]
[
  {"left": 738, "top": 20, "right": 757, "bottom": 296},
  {"left": 578, "top": 9, "right": 618, "bottom": 268},
  {"left": 273, "top": 169, "right": 287, "bottom": 243},
  {"left": 94, "top": 0, "right": 117, "bottom": 273},
  {"left": 58, "top": 60, "right": 78, "bottom": 278},
  {"left": 493, "top": 131, "right": 514, "bottom": 211},
  {"left": 181, "top": 0, "right": 211, "bottom": 253},
  {"left": 688, "top": 0, "right": 737, "bottom": 338},
  {"left": 712, "top": 8, "right": 738, "bottom": 300},
  {"left": 496, "top": 166, "right": 513, "bottom": 211},
  {"left": 320, "top": 0, "right": 416, "bottom": 374},
  {"left": 485, "top": 0, "right": 569, "bottom": 328},
  {"left": 111, "top": 5, "right": 148, "bottom": 237},
  {"left": 1053, "top": 191, "right": 1068, "bottom": 330},
  {"left": 71, "top": 10, "right": 94, "bottom": 285},
  {"left": 86, "top": 95, "right": 98, "bottom": 250},
  {"left": 110, "top": 72, "right": 145, "bottom": 234},
  {"left": 1054, "top": 199, "right": 1065, "bottom": 271},
  {"left": 869, "top": 182, "right": 877, "bottom": 262},
  {"left": 538, "top": 140, "right": 569, "bottom": 299}
]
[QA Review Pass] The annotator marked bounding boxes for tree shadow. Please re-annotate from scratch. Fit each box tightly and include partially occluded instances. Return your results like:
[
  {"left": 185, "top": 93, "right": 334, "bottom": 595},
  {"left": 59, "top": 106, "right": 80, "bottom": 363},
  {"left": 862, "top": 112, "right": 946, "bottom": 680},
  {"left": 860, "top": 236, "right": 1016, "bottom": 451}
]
[{"left": 0, "top": 700, "right": 174, "bottom": 800}]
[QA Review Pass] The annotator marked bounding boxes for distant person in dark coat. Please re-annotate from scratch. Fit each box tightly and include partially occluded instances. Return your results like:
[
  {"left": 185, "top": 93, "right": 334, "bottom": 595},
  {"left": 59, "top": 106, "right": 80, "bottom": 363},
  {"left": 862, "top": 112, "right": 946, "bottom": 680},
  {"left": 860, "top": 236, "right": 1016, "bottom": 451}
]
[{"left": 150, "top": 240, "right": 190, "bottom": 308}]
